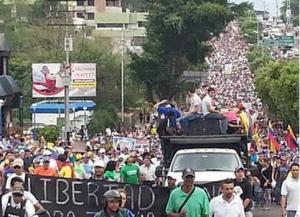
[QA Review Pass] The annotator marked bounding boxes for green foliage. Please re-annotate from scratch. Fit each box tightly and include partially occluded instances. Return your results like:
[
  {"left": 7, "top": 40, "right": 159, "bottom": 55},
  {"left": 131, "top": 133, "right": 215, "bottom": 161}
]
[
  {"left": 88, "top": 108, "right": 119, "bottom": 135},
  {"left": 255, "top": 60, "right": 298, "bottom": 128},
  {"left": 230, "top": 2, "right": 254, "bottom": 17},
  {"left": 234, "top": 3, "right": 259, "bottom": 45},
  {"left": 130, "top": 0, "right": 232, "bottom": 100},
  {"left": 3, "top": 0, "right": 145, "bottom": 132},
  {"left": 36, "top": 125, "right": 60, "bottom": 143},
  {"left": 248, "top": 46, "right": 298, "bottom": 129},
  {"left": 280, "top": 0, "right": 299, "bottom": 26},
  {"left": 247, "top": 46, "right": 272, "bottom": 72}
]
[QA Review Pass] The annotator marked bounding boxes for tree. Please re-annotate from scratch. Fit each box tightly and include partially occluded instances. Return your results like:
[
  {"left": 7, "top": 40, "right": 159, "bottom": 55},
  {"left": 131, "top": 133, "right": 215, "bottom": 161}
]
[
  {"left": 130, "top": 0, "right": 232, "bottom": 100},
  {"left": 36, "top": 125, "right": 60, "bottom": 143},
  {"left": 88, "top": 109, "right": 119, "bottom": 135},
  {"left": 280, "top": 0, "right": 299, "bottom": 26},
  {"left": 255, "top": 60, "right": 298, "bottom": 129}
]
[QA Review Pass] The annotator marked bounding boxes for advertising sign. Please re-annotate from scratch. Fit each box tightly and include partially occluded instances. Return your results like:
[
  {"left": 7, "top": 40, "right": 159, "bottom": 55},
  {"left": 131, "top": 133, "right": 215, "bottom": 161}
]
[{"left": 32, "top": 63, "right": 96, "bottom": 97}]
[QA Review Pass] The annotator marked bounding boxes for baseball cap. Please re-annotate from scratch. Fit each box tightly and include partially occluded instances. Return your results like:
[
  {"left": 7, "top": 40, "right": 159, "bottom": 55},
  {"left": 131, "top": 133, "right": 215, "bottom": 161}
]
[
  {"left": 235, "top": 167, "right": 245, "bottom": 172},
  {"left": 182, "top": 168, "right": 195, "bottom": 178},
  {"left": 12, "top": 185, "right": 24, "bottom": 196},
  {"left": 43, "top": 156, "right": 50, "bottom": 162},
  {"left": 94, "top": 160, "right": 105, "bottom": 168},
  {"left": 167, "top": 175, "right": 176, "bottom": 180},
  {"left": 75, "top": 154, "right": 83, "bottom": 161},
  {"left": 99, "top": 148, "right": 106, "bottom": 154},
  {"left": 13, "top": 158, "right": 24, "bottom": 167}
]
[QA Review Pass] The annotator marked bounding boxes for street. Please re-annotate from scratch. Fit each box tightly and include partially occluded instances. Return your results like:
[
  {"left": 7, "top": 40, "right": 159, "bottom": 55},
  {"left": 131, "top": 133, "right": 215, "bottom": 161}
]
[{"left": 254, "top": 204, "right": 281, "bottom": 217}]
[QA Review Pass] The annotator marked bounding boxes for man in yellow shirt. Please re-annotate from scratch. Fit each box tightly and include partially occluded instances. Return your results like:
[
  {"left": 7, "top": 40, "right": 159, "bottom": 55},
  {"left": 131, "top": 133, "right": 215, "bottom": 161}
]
[{"left": 58, "top": 154, "right": 73, "bottom": 178}]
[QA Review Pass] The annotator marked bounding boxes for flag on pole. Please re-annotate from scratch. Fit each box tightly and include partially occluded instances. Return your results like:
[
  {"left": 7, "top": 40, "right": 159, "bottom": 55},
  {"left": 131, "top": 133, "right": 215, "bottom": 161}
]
[
  {"left": 268, "top": 122, "right": 280, "bottom": 152},
  {"left": 285, "top": 125, "right": 297, "bottom": 150},
  {"left": 287, "top": 125, "right": 296, "bottom": 140},
  {"left": 252, "top": 123, "right": 262, "bottom": 149}
]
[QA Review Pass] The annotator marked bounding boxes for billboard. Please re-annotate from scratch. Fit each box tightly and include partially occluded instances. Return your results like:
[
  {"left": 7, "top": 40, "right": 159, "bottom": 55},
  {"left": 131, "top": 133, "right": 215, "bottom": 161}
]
[{"left": 32, "top": 63, "right": 96, "bottom": 97}]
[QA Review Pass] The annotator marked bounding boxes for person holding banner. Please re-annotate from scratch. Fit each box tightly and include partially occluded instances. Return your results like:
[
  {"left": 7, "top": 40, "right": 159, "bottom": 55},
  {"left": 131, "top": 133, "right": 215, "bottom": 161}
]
[
  {"left": 2, "top": 176, "right": 45, "bottom": 214},
  {"left": 2, "top": 185, "right": 37, "bottom": 217}
]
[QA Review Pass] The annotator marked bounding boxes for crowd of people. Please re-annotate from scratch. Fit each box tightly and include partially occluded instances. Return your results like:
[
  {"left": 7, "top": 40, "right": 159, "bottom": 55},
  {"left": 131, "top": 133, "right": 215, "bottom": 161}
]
[{"left": 0, "top": 21, "right": 299, "bottom": 217}]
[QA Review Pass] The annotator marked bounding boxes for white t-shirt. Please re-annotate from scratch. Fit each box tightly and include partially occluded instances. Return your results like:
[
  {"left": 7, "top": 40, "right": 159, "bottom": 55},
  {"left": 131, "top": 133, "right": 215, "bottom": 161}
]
[
  {"left": 210, "top": 194, "right": 245, "bottom": 217},
  {"left": 1, "top": 194, "right": 37, "bottom": 217},
  {"left": 140, "top": 164, "right": 156, "bottom": 181},
  {"left": 189, "top": 93, "right": 202, "bottom": 114},
  {"left": 2, "top": 191, "right": 38, "bottom": 205},
  {"left": 281, "top": 177, "right": 299, "bottom": 211},
  {"left": 202, "top": 95, "right": 212, "bottom": 116}
]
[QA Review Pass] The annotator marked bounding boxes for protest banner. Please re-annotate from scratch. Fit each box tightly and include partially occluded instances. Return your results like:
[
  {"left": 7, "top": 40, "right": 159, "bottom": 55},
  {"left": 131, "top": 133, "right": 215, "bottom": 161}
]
[
  {"left": 26, "top": 175, "right": 169, "bottom": 217},
  {"left": 0, "top": 175, "right": 223, "bottom": 217},
  {"left": 0, "top": 175, "right": 221, "bottom": 217}
]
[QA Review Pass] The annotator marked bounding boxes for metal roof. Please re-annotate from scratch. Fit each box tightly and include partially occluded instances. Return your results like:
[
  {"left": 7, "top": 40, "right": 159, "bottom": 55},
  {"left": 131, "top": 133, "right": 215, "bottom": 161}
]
[{"left": 29, "top": 100, "right": 96, "bottom": 113}]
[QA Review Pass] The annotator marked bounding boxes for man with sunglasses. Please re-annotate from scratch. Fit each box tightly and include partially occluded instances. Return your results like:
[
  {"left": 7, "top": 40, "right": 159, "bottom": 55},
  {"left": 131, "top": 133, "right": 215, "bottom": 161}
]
[
  {"left": 1, "top": 185, "right": 36, "bottom": 217},
  {"left": 166, "top": 168, "right": 210, "bottom": 217},
  {"left": 2, "top": 176, "right": 45, "bottom": 214},
  {"left": 4, "top": 158, "right": 26, "bottom": 193}
]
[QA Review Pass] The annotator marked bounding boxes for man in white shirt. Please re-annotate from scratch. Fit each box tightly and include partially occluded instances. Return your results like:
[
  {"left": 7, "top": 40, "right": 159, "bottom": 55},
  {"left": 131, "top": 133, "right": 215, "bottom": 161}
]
[
  {"left": 5, "top": 158, "right": 26, "bottom": 192},
  {"left": 177, "top": 86, "right": 202, "bottom": 134},
  {"left": 2, "top": 185, "right": 37, "bottom": 217},
  {"left": 2, "top": 176, "right": 45, "bottom": 213},
  {"left": 210, "top": 179, "right": 245, "bottom": 217},
  {"left": 281, "top": 162, "right": 299, "bottom": 217},
  {"left": 202, "top": 87, "right": 227, "bottom": 134},
  {"left": 140, "top": 157, "right": 156, "bottom": 186}
]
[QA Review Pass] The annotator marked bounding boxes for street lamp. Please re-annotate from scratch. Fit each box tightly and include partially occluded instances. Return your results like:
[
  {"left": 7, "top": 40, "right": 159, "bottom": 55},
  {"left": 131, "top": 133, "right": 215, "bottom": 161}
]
[{"left": 0, "top": 99, "right": 4, "bottom": 138}]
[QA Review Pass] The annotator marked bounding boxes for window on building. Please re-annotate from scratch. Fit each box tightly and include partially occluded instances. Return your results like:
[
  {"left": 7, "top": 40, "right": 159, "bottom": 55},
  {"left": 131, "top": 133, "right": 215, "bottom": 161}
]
[
  {"left": 77, "top": 13, "right": 84, "bottom": 18},
  {"left": 106, "top": 0, "right": 121, "bottom": 7},
  {"left": 97, "top": 23, "right": 124, "bottom": 28},
  {"left": 87, "top": 0, "right": 95, "bottom": 6},
  {"left": 138, "top": 21, "right": 146, "bottom": 28},
  {"left": 131, "top": 37, "right": 145, "bottom": 46},
  {"left": 77, "top": 0, "right": 84, "bottom": 6},
  {"left": 87, "top": 13, "right": 95, "bottom": 20}
]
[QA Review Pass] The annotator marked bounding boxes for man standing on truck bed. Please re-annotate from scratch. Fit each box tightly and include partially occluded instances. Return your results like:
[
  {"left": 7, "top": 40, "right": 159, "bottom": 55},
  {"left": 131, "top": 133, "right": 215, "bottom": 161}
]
[{"left": 165, "top": 168, "right": 210, "bottom": 217}]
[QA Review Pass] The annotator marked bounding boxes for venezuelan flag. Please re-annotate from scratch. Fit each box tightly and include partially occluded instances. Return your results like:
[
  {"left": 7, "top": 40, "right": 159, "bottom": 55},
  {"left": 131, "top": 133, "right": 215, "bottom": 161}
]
[
  {"left": 268, "top": 122, "right": 280, "bottom": 152},
  {"left": 285, "top": 125, "right": 298, "bottom": 149}
]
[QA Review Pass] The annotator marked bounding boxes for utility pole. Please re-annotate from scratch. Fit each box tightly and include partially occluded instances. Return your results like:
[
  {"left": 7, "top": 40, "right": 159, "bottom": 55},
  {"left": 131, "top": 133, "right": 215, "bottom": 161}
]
[
  {"left": 286, "top": 0, "right": 291, "bottom": 26},
  {"left": 121, "top": 23, "right": 125, "bottom": 123},
  {"left": 47, "top": 0, "right": 86, "bottom": 142},
  {"left": 275, "top": 0, "right": 279, "bottom": 23},
  {"left": 64, "top": 0, "right": 71, "bottom": 143}
]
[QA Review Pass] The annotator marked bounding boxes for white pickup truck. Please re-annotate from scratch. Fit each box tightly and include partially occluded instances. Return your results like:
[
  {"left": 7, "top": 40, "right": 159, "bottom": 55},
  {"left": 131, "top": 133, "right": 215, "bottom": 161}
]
[{"left": 166, "top": 148, "right": 243, "bottom": 185}]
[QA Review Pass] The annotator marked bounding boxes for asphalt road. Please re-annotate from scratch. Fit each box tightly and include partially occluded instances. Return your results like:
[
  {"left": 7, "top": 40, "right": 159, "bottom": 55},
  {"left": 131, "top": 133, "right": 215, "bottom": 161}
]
[{"left": 254, "top": 204, "right": 281, "bottom": 217}]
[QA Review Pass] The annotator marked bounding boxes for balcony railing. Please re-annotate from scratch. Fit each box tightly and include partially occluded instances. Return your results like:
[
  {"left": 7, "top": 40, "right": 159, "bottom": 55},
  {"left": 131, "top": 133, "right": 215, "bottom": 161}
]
[{"left": 106, "top": 0, "right": 121, "bottom": 7}]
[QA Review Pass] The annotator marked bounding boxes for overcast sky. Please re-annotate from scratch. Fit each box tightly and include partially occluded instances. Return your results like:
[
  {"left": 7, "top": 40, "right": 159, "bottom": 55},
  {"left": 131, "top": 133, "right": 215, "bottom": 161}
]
[{"left": 230, "top": 0, "right": 285, "bottom": 16}]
